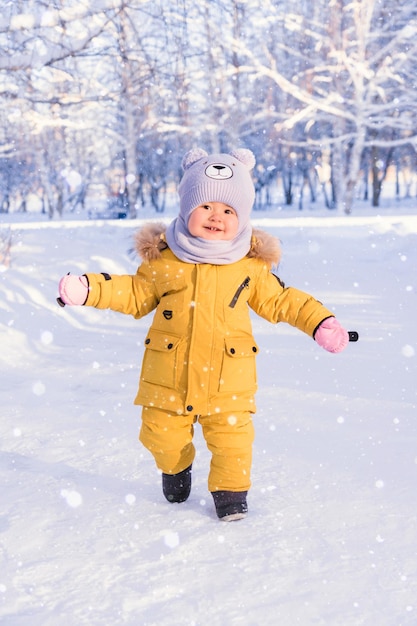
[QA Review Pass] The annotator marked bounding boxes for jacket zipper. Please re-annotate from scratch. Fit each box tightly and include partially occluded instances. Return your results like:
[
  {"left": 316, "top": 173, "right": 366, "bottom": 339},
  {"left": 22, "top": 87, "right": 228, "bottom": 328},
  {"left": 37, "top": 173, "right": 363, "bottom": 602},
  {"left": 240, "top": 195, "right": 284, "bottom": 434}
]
[{"left": 229, "top": 276, "right": 251, "bottom": 308}]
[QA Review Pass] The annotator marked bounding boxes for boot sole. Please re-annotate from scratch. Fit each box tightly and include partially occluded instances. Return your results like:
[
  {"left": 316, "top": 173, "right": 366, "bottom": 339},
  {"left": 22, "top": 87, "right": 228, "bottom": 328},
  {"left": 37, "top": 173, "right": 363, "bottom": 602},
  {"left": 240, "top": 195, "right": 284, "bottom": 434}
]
[{"left": 219, "top": 512, "right": 247, "bottom": 522}]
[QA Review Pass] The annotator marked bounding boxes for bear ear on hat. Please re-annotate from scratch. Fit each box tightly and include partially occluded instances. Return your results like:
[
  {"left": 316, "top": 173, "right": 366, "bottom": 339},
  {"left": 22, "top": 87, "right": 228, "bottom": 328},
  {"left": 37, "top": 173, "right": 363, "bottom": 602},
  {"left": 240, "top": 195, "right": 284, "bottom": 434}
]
[
  {"left": 230, "top": 148, "right": 256, "bottom": 171},
  {"left": 182, "top": 148, "right": 208, "bottom": 171}
]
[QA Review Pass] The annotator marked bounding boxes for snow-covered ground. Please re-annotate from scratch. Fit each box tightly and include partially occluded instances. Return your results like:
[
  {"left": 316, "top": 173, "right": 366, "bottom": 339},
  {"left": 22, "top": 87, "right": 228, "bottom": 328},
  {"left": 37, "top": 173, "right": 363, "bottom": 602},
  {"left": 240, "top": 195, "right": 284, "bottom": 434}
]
[{"left": 1, "top": 207, "right": 416, "bottom": 625}]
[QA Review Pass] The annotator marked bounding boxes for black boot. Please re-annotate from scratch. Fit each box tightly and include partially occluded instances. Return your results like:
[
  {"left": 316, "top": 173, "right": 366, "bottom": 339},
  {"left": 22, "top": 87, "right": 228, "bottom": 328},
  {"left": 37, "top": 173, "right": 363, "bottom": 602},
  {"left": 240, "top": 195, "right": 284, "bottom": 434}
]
[
  {"left": 162, "top": 465, "right": 192, "bottom": 503},
  {"left": 212, "top": 490, "right": 248, "bottom": 522}
]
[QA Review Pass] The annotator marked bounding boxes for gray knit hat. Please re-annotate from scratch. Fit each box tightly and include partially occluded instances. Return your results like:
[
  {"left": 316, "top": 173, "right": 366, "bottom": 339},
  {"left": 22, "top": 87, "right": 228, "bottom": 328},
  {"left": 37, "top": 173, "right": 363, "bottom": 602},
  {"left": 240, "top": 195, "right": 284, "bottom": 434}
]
[{"left": 178, "top": 148, "right": 256, "bottom": 230}]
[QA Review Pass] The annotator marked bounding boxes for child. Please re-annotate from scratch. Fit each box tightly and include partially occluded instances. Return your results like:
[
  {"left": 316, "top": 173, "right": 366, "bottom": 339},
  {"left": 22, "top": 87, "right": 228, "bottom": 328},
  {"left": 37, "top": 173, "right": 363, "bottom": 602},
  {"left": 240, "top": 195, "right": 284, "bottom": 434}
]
[{"left": 58, "top": 148, "right": 350, "bottom": 522}]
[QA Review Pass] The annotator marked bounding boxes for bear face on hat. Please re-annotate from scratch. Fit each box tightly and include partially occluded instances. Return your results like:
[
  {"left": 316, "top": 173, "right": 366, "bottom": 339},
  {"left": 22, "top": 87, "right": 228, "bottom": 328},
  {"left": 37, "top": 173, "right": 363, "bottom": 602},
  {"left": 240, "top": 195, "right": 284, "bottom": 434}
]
[{"left": 178, "top": 148, "right": 256, "bottom": 232}]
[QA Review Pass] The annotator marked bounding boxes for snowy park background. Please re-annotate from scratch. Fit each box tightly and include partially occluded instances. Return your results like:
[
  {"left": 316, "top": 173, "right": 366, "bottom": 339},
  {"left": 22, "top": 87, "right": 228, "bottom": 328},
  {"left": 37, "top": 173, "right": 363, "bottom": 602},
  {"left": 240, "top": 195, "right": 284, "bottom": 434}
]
[
  {"left": 1, "top": 201, "right": 416, "bottom": 625},
  {"left": 1, "top": 0, "right": 417, "bottom": 624}
]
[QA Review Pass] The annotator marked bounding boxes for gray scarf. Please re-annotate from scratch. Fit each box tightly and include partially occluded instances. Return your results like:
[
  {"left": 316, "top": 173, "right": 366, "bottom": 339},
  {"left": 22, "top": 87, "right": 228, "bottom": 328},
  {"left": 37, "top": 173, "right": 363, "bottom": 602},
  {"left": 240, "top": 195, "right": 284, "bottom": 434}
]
[{"left": 165, "top": 215, "right": 252, "bottom": 265}]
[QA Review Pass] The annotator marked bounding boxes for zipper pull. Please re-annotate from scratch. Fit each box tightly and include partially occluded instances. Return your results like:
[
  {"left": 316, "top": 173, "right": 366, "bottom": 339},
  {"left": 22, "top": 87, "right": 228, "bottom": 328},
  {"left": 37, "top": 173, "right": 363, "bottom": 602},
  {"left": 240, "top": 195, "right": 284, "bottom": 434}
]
[{"left": 229, "top": 276, "right": 251, "bottom": 308}]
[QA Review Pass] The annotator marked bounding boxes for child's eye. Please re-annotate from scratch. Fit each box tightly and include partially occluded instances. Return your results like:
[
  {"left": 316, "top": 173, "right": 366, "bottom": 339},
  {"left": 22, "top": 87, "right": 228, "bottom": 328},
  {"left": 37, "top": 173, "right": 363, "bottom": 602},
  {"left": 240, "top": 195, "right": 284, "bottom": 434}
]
[
  {"left": 225, "top": 208, "right": 235, "bottom": 214},
  {"left": 202, "top": 205, "right": 211, "bottom": 210}
]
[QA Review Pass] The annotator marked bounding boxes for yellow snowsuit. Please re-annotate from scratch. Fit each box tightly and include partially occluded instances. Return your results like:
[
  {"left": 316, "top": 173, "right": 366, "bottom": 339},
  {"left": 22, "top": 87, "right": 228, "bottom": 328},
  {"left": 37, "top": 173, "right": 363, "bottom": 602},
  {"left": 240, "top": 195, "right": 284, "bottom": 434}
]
[{"left": 84, "top": 223, "right": 334, "bottom": 492}]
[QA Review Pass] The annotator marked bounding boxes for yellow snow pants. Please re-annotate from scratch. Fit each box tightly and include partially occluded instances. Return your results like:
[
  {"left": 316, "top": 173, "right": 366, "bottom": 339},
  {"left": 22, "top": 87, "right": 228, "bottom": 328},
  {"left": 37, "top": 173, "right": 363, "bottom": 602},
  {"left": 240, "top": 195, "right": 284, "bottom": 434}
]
[{"left": 139, "top": 406, "right": 255, "bottom": 492}]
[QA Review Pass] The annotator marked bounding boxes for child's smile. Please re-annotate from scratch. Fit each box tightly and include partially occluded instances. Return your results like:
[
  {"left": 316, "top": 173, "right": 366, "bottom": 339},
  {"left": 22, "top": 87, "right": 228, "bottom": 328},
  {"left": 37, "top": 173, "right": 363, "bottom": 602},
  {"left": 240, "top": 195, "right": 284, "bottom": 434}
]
[{"left": 188, "top": 202, "right": 239, "bottom": 240}]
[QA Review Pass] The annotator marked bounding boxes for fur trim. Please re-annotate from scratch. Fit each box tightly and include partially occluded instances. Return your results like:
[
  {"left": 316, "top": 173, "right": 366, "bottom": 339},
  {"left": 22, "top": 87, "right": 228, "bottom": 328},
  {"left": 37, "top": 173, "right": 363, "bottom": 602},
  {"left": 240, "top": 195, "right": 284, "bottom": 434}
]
[
  {"left": 134, "top": 222, "right": 281, "bottom": 267},
  {"left": 133, "top": 222, "right": 168, "bottom": 261},
  {"left": 248, "top": 228, "right": 281, "bottom": 267}
]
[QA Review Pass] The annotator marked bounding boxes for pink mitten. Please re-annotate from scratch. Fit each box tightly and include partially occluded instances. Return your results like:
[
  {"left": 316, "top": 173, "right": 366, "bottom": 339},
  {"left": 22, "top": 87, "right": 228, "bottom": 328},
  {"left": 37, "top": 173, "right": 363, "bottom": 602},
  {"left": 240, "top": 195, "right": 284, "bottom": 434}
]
[
  {"left": 58, "top": 274, "right": 89, "bottom": 306},
  {"left": 314, "top": 317, "right": 349, "bottom": 353}
]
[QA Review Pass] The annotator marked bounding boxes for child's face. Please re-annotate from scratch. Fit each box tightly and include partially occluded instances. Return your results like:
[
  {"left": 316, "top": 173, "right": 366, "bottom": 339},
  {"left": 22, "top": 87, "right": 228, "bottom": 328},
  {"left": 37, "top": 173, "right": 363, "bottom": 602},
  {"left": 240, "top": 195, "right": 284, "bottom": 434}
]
[{"left": 188, "top": 202, "right": 239, "bottom": 240}]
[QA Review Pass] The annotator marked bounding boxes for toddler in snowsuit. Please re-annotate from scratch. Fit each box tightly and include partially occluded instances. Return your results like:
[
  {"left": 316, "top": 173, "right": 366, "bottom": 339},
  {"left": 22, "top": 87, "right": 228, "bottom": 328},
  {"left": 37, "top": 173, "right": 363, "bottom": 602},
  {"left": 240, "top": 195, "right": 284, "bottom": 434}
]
[{"left": 58, "top": 148, "right": 350, "bottom": 522}]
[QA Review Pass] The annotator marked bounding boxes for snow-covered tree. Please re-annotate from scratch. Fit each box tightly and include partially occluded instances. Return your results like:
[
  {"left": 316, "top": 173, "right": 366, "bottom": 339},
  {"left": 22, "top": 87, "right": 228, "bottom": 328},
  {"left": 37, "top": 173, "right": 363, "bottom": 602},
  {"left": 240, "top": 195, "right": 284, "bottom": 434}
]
[
  {"left": 1, "top": 0, "right": 416, "bottom": 216},
  {"left": 233, "top": 0, "right": 417, "bottom": 212}
]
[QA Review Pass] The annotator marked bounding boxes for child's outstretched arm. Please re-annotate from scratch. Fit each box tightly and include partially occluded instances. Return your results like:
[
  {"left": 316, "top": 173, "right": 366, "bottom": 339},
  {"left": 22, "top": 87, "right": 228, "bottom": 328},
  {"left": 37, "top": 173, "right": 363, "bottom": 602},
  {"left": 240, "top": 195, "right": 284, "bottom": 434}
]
[
  {"left": 249, "top": 269, "right": 355, "bottom": 353},
  {"left": 57, "top": 268, "right": 159, "bottom": 319}
]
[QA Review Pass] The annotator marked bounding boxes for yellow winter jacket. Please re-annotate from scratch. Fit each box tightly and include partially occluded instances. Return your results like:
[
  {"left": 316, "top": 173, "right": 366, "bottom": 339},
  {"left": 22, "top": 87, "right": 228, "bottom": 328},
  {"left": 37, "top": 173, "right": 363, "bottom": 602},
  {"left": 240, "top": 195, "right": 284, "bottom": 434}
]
[{"left": 84, "top": 223, "right": 334, "bottom": 416}]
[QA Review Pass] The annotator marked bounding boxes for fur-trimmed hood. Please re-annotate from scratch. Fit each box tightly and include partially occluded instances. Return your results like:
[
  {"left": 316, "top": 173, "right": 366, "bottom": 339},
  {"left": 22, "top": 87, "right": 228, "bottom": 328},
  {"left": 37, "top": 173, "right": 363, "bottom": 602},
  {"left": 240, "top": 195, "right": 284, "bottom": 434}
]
[{"left": 134, "top": 222, "right": 281, "bottom": 267}]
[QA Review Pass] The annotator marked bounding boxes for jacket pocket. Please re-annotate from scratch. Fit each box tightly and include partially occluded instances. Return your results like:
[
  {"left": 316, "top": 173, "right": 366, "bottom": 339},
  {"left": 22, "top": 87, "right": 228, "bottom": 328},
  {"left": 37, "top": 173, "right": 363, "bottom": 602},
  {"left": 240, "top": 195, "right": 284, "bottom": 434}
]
[
  {"left": 218, "top": 337, "right": 259, "bottom": 393},
  {"left": 141, "top": 329, "right": 182, "bottom": 389}
]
